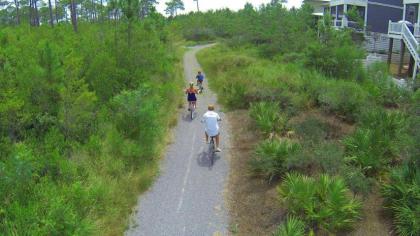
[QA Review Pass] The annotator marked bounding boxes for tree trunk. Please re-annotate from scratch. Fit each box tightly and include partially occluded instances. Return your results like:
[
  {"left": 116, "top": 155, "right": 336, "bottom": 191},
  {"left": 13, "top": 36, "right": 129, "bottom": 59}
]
[
  {"left": 14, "top": 0, "right": 20, "bottom": 25},
  {"left": 92, "top": 0, "right": 96, "bottom": 21},
  {"left": 70, "top": 0, "right": 78, "bottom": 32},
  {"left": 48, "top": 0, "right": 54, "bottom": 27},
  {"left": 29, "top": 0, "right": 33, "bottom": 25},
  {"left": 55, "top": 0, "right": 59, "bottom": 24},
  {"left": 65, "top": 5, "right": 69, "bottom": 22},
  {"left": 100, "top": 0, "right": 103, "bottom": 22},
  {"left": 34, "top": 0, "right": 40, "bottom": 26}
]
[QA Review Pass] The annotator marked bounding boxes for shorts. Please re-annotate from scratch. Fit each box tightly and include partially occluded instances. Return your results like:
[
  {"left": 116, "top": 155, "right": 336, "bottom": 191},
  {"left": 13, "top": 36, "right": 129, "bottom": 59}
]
[
  {"left": 205, "top": 130, "right": 219, "bottom": 138},
  {"left": 187, "top": 94, "right": 197, "bottom": 101}
]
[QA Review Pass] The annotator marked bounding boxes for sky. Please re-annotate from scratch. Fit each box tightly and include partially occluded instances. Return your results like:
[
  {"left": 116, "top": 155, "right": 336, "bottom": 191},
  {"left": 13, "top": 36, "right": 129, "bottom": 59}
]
[{"left": 156, "top": 0, "right": 304, "bottom": 15}]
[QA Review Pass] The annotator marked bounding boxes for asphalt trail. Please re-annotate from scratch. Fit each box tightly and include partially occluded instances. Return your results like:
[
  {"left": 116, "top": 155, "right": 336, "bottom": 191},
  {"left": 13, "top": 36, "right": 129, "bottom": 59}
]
[{"left": 126, "top": 45, "right": 230, "bottom": 236}]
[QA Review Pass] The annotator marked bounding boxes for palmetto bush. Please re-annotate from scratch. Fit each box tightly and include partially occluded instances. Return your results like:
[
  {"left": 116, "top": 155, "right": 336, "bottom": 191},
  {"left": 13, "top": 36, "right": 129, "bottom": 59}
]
[
  {"left": 249, "top": 102, "right": 288, "bottom": 135},
  {"left": 273, "top": 215, "right": 306, "bottom": 236},
  {"left": 381, "top": 163, "right": 420, "bottom": 236},
  {"left": 344, "top": 109, "right": 408, "bottom": 176},
  {"left": 250, "top": 139, "right": 301, "bottom": 181},
  {"left": 278, "top": 173, "right": 362, "bottom": 233}
]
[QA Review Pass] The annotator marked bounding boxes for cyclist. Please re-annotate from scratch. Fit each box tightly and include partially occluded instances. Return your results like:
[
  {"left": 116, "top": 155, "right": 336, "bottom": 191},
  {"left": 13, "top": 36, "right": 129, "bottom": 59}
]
[
  {"left": 202, "top": 105, "right": 222, "bottom": 152},
  {"left": 185, "top": 82, "right": 198, "bottom": 110},
  {"left": 196, "top": 71, "right": 204, "bottom": 92}
]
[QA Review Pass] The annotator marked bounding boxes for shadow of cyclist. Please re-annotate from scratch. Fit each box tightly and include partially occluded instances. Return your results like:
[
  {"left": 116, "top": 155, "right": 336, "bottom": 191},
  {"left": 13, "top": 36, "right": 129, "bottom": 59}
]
[{"left": 196, "top": 148, "right": 220, "bottom": 170}]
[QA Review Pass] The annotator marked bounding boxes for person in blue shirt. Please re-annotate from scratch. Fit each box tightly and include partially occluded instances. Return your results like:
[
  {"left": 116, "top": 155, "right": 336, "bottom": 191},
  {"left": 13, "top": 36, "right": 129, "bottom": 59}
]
[{"left": 196, "top": 71, "right": 204, "bottom": 92}]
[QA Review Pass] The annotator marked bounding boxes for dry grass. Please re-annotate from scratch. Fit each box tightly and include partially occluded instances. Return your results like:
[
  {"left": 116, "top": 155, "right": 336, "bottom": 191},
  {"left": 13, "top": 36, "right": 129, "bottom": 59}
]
[
  {"left": 288, "top": 109, "right": 356, "bottom": 139},
  {"left": 225, "top": 109, "right": 394, "bottom": 236},
  {"left": 348, "top": 188, "right": 394, "bottom": 236},
  {"left": 226, "top": 110, "right": 284, "bottom": 235}
]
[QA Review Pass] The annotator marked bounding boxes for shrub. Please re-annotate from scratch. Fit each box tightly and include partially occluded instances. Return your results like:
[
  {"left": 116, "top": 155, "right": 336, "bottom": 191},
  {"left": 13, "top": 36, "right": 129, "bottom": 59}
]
[
  {"left": 278, "top": 173, "right": 362, "bottom": 233},
  {"left": 315, "top": 142, "right": 345, "bottom": 175},
  {"left": 381, "top": 163, "right": 420, "bottom": 236},
  {"left": 292, "top": 117, "right": 329, "bottom": 144},
  {"left": 273, "top": 215, "right": 306, "bottom": 236},
  {"left": 305, "top": 41, "right": 364, "bottom": 80},
  {"left": 363, "top": 62, "right": 409, "bottom": 107},
  {"left": 344, "top": 109, "right": 408, "bottom": 176},
  {"left": 250, "top": 139, "right": 301, "bottom": 181},
  {"left": 222, "top": 78, "right": 249, "bottom": 109},
  {"left": 183, "top": 27, "right": 216, "bottom": 41},
  {"left": 285, "top": 141, "right": 344, "bottom": 175},
  {"left": 249, "top": 102, "right": 288, "bottom": 134},
  {"left": 407, "top": 90, "right": 420, "bottom": 159},
  {"left": 342, "top": 165, "right": 374, "bottom": 197},
  {"left": 317, "top": 81, "right": 368, "bottom": 121}
]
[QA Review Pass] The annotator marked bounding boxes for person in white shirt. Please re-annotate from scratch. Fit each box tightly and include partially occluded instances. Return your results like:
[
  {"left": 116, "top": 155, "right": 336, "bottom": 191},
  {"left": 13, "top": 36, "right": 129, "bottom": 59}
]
[{"left": 202, "top": 104, "right": 222, "bottom": 152}]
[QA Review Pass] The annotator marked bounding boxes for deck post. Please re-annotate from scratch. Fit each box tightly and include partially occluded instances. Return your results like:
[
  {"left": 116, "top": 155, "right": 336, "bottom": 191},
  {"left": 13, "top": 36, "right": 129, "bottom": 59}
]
[
  {"left": 364, "top": 6, "right": 368, "bottom": 30},
  {"left": 398, "top": 40, "right": 406, "bottom": 76},
  {"left": 409, "top": 55, "right": 415, "bottom": 77},
  {"left": 343, "top": 4, "right": 347, "bottom": 27},
  {"left": 388, "top": 38, "right": 394, "bottom": 67}
]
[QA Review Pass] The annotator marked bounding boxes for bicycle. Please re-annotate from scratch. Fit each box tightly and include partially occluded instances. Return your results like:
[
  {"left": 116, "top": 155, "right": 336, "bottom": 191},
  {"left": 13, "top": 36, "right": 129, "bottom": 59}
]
[
  {"left": 208, "top": 136, "right": 216, "bottom": 166},
  {"left": 188, "top": 101, "right": 196, "bottom": 120},
  {"left": 197, "top": 81, "right": 204, "bottom": 93}
]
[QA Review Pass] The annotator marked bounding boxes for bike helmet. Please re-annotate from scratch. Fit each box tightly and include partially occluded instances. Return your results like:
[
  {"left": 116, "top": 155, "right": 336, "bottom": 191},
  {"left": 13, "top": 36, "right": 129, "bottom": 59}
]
[{"left": 189, "top": 82, "right": 194, "bottom": 87}]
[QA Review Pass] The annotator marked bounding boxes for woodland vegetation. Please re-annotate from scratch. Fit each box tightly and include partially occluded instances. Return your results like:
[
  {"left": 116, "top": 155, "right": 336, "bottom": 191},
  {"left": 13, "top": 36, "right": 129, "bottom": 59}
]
[
  {"left": 190, "top": 2, "right": 419, "bottom": 235},
  {"left": 0, "top": 0, "right": 419, "bottom": 235},
  {"left": 0, "top": 0, "right": 184, "bottom": 234}
]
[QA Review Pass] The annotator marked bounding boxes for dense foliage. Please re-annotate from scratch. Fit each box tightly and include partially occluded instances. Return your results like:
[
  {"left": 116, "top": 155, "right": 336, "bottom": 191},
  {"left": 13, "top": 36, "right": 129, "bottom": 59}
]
[
  {"left": 0, "top": 18, "right": 182, "bottom": 234},
  {"left": 193, "top": 3, "right": 418, "bottom": 235},
  {"left": 1, "top": 0, "right": 419, "bottom": 235},
  {"left": 273, "top": 215, "right": 306, "bottom": 236},
  {"left": 278, "top": 173, "right": 362, "bottom": 233}
]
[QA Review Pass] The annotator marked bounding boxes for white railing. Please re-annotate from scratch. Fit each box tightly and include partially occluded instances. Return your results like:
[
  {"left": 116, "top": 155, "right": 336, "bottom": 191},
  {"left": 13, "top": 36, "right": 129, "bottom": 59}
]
[
  {"left": 401, "top": 23, "right": 419, "bottom": 59},
  {"left": 388, "top": 20, "right": 403, "bottom": 35},
  {"left": 330, "top": 0, "right": 367, "bottom": 7},
  {"left": 414, "top": 23, "right": 420, "bottom": 37}
]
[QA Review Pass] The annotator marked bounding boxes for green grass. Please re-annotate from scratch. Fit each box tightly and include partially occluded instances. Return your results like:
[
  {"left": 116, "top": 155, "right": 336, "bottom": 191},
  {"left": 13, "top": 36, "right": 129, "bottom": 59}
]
[{"left": 197, "top": 44, "right": 418, "bottom": 235}]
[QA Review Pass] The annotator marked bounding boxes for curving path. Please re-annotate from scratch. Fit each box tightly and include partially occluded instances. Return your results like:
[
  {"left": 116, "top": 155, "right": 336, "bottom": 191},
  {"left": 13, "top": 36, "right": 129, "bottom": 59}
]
[{"left": 126, "top": 45, "right": 231, "bottom": 236}]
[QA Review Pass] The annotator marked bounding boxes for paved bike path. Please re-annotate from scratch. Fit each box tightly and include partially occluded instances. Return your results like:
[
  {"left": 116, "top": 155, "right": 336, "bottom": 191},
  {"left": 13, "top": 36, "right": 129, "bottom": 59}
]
[{"left": 126, "top": 45, "right": 230, "bottom": 236}]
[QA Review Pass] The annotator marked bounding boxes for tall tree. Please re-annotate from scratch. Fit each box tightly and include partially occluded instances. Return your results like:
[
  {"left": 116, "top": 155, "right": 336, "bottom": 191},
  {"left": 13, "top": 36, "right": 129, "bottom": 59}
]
[
  {"left": 70, "top": 0, "right": 77, "bottom": 32},
  {"left": 29, "top": 0, "right": 39, "bottom": 26},
  {"left": 121, "top": 0, "right": 138, "bottom": 46},
  {"left": 14, "top": 0, "right": 20, "bottom": 24},
  {"left": 271, "top": 0, "right": 287, "bottom": 5},
  {"left": 139, "top": 0, "right": 158, "bottom": 19},
  {"left": 164, "top": 0, "right": 183, "bottom": 17},
  {"left": 54, "top": 0, "right": 59, "bottom": 23},
  {"left": 193, "top": 0, "right": 198, "bottom": 12},
  {"left": 47, "top": 0, "right": 54, "bottom": 26},
  {"left": 34, "top": 0, "right": 40, "bottom": 26}
]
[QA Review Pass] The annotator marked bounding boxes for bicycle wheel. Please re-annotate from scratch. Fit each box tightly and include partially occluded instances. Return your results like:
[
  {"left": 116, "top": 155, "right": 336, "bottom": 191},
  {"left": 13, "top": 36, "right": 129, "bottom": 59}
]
[{"left": 209, "top": 138, "right": 215, "bottom": 166}]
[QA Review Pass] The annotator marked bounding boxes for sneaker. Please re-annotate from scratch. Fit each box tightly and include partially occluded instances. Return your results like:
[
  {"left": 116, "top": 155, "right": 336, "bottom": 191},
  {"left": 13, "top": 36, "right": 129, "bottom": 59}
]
[
  {"left": 215, "top": 148, "right": 222, "bottom": 152},
  {"left": 188, "top": 108, "right": 191, "bottom": 111}
]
